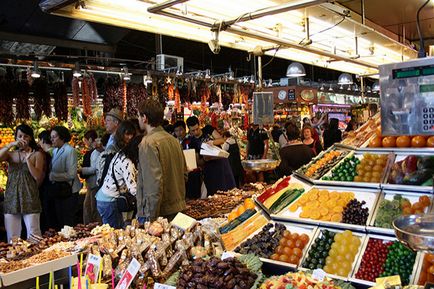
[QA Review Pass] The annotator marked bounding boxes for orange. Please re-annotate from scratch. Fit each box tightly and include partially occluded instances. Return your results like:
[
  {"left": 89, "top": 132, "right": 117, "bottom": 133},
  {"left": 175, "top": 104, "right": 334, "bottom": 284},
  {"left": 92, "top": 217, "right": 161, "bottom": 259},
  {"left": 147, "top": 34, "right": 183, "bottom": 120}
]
[
  {"left": 289, "top": 203, "right": 299, "bottom": 212},
  {"left": 419, "top": 195, "right": 431, "bottom": 207},
  {"left": 427, "top": 136, "right": 434, "bottom": 147},
  {"left": 382, "top": 136, "right": 396, "bottom": 147},
  {"left": 237, "top": 205, "right": 246, "bottom": 216},
  {"left": 228, "top": 211, "right": 237, "bottom": 221},
  {"left": 396, "top": 136, "right": 411, "bottom": 148},
  {"left": 244, "top": 198, "right": 255, "bottom": 209},
  {"left": 412, "top": 136, "right": 427, "bottom": 147},
  {"left": 369, "top": 135, "right": 383, "bottom": 148}
]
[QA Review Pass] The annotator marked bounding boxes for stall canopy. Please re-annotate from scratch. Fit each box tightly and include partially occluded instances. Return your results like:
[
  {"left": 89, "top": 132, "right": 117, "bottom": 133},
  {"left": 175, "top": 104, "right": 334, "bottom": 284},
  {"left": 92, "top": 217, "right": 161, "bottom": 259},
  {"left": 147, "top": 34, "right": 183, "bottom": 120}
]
[{"left": 43, "top": 0, "right": 422, "bottom": 77}]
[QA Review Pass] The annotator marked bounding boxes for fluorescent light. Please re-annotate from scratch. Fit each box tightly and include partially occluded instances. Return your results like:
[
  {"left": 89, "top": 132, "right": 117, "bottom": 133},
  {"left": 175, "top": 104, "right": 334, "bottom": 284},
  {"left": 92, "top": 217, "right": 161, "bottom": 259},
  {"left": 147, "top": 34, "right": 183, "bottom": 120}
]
[
  {"left": 31, "top": 61, "right": 41, "bottom": 78},
  {"left": 73, "top": 62, "right": 82, "bottom": 77}
]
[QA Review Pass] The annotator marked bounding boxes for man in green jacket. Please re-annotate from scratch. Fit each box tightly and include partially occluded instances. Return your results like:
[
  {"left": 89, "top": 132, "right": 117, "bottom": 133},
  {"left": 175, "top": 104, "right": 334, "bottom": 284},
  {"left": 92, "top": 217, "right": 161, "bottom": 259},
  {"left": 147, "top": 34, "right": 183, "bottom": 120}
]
[{"left": 137, "top": 99, "right": 187, "bottom": 222}]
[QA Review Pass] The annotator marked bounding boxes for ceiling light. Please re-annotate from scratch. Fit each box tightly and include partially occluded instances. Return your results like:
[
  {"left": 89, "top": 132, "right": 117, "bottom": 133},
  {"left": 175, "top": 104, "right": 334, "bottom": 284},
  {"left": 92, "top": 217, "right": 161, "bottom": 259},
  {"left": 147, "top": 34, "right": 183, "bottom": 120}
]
[
  {"left": 372, "top": 80, "right": 380, "bottom": 92},
  {"left": 73, "top": 62, "right": 82, "bottom": 77},
  {"left": 338, "top": 73, "right": 353, "bottom": 85},
  {"left": 319, "top": 84, "right": 325, "bottom": 91},
  {"left": 347, "top": 85, "right": 352, "bottom": 91},
  {"left": 250, "top": 75, "right": 255, "bottom": 84},
  {"left": 366, "top": 86, "right": 372, "bottom": 93},
  {"left": 286, "top": 62, "right": 306, "bottom": 78},
  {"left": 205, "top": 69, "right": 211, "bottom": 79},
  {"left": 268, "top": 79, "right": 273, "bottom": 87},
  {"left": 328, "top": 84, "right": 333, "bottom": 91},
  {"left": 31, "top": 61, "right": 41, "bottom": 78},
  {"left": 176, "top": 66, "right": 183, "bottom": 76},
  {"left": 354, "top": 84, "right": 359, "bottom": 91},
  {"left": 339, "top": 85, "right": 344, "bottom": 90},
  {"left": 228, "top": 67, "right": 234, "bottom": 80},
  {"left": 144, "top": 71, "right": 152, "bottom": 85},
  {"left": 122, "top": 66, "right": 131, "bottom": 81}
]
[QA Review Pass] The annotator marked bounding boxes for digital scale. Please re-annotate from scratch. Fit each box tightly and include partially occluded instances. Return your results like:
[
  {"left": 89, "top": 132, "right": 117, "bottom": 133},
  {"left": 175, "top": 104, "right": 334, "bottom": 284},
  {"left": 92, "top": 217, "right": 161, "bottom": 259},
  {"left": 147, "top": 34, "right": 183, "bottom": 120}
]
[{"left": 380, "top": 57, "right": 434, "bottom": 136}]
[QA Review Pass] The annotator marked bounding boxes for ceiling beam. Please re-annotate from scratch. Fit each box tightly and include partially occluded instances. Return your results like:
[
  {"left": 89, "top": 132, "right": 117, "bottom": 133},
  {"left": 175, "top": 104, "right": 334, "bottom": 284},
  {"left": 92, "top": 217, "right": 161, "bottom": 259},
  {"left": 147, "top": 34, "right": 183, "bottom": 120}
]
[
  {"left": 0, "top": 31, "right": 116, "bottom": 54},
  {"left": 147, "top": 0, "right": 190, "bottom": 13}
]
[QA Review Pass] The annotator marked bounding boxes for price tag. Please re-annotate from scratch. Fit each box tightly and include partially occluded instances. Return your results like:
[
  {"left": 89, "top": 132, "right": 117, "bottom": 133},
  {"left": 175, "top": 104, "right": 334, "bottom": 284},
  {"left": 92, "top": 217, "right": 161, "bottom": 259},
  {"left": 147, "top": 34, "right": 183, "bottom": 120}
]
[
  {"left": 115, "top": 258, "right": 140, "bottom": 289},
  {"left": 84, "top": 254, "right": 102, "bottom": 284},
  {"left": 221, "top": 251, "right": 235, "bottom": 260},
  {"left": 154, "top": 283, "right": 177, "bottom": 289},
  {"left": 312, "top": 269, "right": 326, "bottom": 282}
]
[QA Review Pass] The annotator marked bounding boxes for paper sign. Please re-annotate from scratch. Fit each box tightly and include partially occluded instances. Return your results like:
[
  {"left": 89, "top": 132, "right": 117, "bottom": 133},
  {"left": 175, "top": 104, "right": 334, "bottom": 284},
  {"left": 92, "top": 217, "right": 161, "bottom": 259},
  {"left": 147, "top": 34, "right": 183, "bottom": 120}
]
[
  {"left": 171, "top": 212, "right": 197, "bottom": 231},
  {"left": 154, "top": 283, "right": 176, "bottom": 289},
  {"left": 183, "top": 149, "right": 197, "bottom": 171},
  {"left": 84, "top": 254, "right": 102, "bottom": 284},
  {"left": 221, "top": 251, "right": 235, "bottom": 260},
  {"left": 312, "top": 269, "right": 326, "bottom": 282},
  {"left": 115, "top": 258, "right": 140, "bottom": 289}
]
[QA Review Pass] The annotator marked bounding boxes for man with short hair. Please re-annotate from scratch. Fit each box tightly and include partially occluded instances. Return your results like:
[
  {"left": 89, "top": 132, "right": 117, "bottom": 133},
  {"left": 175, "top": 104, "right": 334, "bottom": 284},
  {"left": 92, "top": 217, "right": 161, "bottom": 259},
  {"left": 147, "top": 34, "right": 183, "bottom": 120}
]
[{"left": 137, "top": 99, "right": 187, "bottom": 222}]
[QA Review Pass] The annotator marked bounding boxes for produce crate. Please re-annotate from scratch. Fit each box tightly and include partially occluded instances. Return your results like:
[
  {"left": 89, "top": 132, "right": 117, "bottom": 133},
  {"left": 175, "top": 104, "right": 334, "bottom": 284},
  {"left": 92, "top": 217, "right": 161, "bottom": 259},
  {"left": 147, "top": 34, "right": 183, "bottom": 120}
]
[
  {"left": 272, "top": 185, "right": 379, "bottom": 232},
  {"left": 294, "top": 146, "right": 351, "bottom": 182},
  {"left": 367, "top": 190, "right": 433, "bottom": 235},
  {"left": 349, "top": 234, "right": 421, "bottom": 287},
  {"left": 233, "top": 220, "right": 317, "bottom": 271},
  {"left": 299, "top": 227, "right": 367, "bottom": 281},
  {"left": 0, "top": 254, "right": 77, "bottom": 287},
  {"left": 254, "top": 175, "right": 312, "bottom": 216},
  {"left": 314, "top": 151, "right": 393, "bottom": 189},
  {"left": 382, "top": 152, "right": 434, "bottom": 193}
]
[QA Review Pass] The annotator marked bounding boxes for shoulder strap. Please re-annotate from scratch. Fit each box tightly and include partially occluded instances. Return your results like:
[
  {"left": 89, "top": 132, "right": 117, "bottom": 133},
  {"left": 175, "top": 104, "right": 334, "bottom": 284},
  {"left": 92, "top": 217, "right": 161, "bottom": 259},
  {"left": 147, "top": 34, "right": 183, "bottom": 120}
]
[{"left": 111, "top": 154, "right": 121, "bottom": 192}]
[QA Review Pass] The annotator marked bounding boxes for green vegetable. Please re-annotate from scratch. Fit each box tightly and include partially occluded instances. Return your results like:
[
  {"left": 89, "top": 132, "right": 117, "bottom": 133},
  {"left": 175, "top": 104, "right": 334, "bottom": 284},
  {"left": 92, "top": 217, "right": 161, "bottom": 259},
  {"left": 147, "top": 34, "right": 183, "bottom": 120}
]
[
  {"left": 219, "top": 209, "right": 256, "bottom": 234},
  {"left": 269, "top": 189, "right": 304, "bottom": 214}
]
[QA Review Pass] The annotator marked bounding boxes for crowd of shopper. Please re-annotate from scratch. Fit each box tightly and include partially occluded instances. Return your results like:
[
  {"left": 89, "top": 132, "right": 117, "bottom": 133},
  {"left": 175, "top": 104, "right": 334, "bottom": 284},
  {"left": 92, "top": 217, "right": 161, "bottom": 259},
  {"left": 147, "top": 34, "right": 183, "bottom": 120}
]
[{"left": 1, "top": 101, "right": 351, "bottom": 241}]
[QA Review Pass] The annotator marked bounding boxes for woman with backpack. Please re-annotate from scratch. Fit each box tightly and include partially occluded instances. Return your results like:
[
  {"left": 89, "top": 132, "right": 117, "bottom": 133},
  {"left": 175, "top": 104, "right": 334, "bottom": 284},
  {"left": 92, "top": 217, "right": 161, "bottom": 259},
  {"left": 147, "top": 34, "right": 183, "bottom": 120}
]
[
  {"left": 96, "top": 121, "right": 138, "bottom": 229},
  {"left": 301, "top": 126, "right": 323, "bottom": 156}
]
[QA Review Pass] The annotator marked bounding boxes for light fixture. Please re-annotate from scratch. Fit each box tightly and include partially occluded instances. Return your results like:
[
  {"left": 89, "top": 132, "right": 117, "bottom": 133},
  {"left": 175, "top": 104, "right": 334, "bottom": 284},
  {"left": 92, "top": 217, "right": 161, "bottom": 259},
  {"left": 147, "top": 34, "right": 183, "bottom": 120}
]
[
  {"left": 328, "top": 84, "right": 334, "bottom": 91},
  {"left": 347, "top": 84, "right": 352, "bottom": 91},
  {"left": 354, "top": 84, "right": 359, "bottom": 91},
  {"left": 339, "top": 84, "right": 344, "bottom": 90},
  {"left": 286, "top": 62, "right": 306, "bottom": 78},
  {"left": 228, "top": 67, "right": 234, "bottom": 80},
  {"left": 31, "top": 61, "right": 41, "bottom": 78},
  {"left": 338, "top": 73, "right": 353, "bottom": 85},
  {"left": 144, "top": 71, "right": 152, "bottom": 85},
  {"left": 249, "top": 75, "right": 255, "bottom": 84},
  {"left": 176, "top": 66, "right": 183, "bottom": 76},
  {"left": 319, "top": 84, "right": 325, "bottom": 91},
  {"left": 372, "top": 80, "right": 380, "bottom": 92},
  {"left": 122, "top": 66, "right": 132, "bottom": 81},
  {"left": 205, "top": 69, "right": 211, "bottom": 79},
  {"left": 73, "top": 62, "right": 82, "bottom": 77},
  {"left": 366, "top": 86, "right": 372, "bottom": 93},
  {"left": 268, "top": 79, "right": 273, "bottom": 87}
]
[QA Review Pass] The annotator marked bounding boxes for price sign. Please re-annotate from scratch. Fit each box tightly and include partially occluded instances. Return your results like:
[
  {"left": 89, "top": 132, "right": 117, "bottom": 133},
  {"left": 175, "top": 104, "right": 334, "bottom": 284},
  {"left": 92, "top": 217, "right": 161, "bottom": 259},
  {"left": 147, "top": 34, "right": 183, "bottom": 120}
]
[
  {"left": 84, "top": 254, "right": 102, "bottom": 284},
  {"left": 221, "top": 251, "right": 235, "bottom": 260},
  {"left": 312, "top": 269, "right": 326, "bottom": 282},
  {"left": 115, "top": 258, "right": 140, "bottom": 289},
  {"left": 154, "top": 283, "right": 177, "bottom": 289}
]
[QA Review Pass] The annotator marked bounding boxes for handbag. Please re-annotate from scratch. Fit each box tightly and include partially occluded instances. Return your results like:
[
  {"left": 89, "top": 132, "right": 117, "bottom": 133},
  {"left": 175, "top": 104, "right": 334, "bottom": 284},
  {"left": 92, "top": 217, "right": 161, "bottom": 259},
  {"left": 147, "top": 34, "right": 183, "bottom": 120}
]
[
  {"left": 47, "top": 181, "right": 72, "bottom": 199},
  {"left": 111, "top": 156, "right": 137, "bottom": 212}
]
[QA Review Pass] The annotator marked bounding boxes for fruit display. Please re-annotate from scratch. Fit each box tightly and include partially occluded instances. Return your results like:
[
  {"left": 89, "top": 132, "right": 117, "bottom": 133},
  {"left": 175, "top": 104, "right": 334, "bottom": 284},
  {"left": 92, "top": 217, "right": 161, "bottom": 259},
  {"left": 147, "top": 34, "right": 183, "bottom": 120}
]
[
  {"left": 176, "top": 257, "right": 258, "bottom": 289},
  {"left": 234, "top": 223, "right": 286, "bottom": 258},
  {"left": 302, "top": 229, "right": 335, "bottom": 270},
  {"left": 227, "top": 198, "right": 256, "bottom": 222},
  {"left": 380, "top": 241, "right": 416, "bottom": 285},
  {"left": 388, "top": 155, "right": 434, "bottom": 186},
  {"left": 342, "top": 199, "right": 370, "bottom": 225},
  {"left": 323, "top": 230, "right": 362, "bottom": 277},
  {"left": 369, "top": 134, "right": 434, "bottom": 148},
  {"left": 355, "top": 238, "right": 391, "bottom": 282},
  {"left": 260, "top": 271, "right": 345, "bottom": 289},
  {"left": 0, "top": 127, "right": 14, "bottom": 148},
  {"left": 297, "top": 150, "right": 349, "bottom": 180},
  {"left": 257, "top": 176, "right": 292, "bottom": 204},
  {"left": 416, "top": 253, "right": 434, "bottom": 285},
  {"left": 322, "top": 153, "right": 388, "bottom": 183},
  {"left": 374, "top": 194, "right": 431, "bottom": 229},
  {"left": 270, "top": 230, "right": 310, "bottom": 265}
]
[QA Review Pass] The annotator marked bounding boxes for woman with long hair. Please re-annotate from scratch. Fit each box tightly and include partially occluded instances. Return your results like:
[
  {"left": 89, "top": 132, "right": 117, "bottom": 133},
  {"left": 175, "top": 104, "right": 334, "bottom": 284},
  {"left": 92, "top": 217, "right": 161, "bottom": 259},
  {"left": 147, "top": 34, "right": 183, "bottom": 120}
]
[
  {"left": 301, "top": 126, "right": 323, "bottom": 156},
  {"left": 0, "top": 124, "right": 45, "bottom": 241},
  {"left": 323, "top": 118, "right": 342, "bottom": 149}
]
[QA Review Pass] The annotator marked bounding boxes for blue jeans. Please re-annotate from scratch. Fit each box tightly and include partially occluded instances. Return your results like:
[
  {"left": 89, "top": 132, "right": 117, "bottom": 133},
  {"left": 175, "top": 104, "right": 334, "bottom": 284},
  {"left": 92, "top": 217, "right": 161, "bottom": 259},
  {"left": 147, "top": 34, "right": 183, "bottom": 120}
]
[{"left": 97, "top": 201, "right": 124, "bottom": 229}]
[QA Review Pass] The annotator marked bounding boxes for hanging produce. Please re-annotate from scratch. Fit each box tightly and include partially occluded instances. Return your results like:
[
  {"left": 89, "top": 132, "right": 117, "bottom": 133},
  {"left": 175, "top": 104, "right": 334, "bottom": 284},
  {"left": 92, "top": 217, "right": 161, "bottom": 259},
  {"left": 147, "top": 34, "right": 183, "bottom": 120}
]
[
  {"left": 178, "top": 79, "right": 189, "bottom": 104},
  {"left": 122, "top": 80, "right": 127, "bottom": 115},
  {"left": 126, "top": 83, "right": 147, "bottom": 118},
  {"left": 0, "top": 79, "right": 15, "bottom": 125},
  {"left": 103, "top": 78, "right": 123, "bottom": 113},
  {"left": 15, "top": 80, "right": 30, "bottom": 120},
  {"left": 89, "top": 73, "right": 98, "bottom": 102},
  {"left": 81, "top": 76, "right": 92, "bottom": 118},
  {"left": 167, "top": 84, "right": 174, "bottom": 100},
  {"left": 191, "top": 79, "right": 199, "bottom": 102},
  {"left": 71, "top": 77, "right": 80, "bottom": 107},
  {"left": 53, "top": 82, "right": 68, "bottom": 121},
  {"left": 32, "top": 78, "right": 51, "bottom": 120},
  {"left": 174, "top": 87, "right": 181, "bottom": 113}
]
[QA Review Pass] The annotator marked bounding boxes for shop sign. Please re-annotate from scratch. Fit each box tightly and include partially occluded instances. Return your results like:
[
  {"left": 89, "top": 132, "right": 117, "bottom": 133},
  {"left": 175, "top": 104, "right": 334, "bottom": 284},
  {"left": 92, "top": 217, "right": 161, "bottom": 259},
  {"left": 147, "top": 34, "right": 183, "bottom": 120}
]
[{"left": 287, "top": 89, "right": 296, "bottom": 101}]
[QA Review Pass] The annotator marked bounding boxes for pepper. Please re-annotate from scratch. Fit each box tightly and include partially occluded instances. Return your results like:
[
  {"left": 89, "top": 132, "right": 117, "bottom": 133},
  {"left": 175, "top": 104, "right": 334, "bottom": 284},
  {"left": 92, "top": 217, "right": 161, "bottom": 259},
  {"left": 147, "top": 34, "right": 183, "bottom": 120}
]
[{"left": 257, "top": 176, "right": 291, "bottom": 203}]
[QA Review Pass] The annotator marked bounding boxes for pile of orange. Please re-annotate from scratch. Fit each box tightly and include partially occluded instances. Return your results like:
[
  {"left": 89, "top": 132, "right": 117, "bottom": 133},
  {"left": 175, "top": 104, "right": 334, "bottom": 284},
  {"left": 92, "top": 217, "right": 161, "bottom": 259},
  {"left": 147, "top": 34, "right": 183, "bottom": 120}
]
[
  {"left": 0, "top": 128, "right": 14, "bottom": 148},
  {"left": 227, "top": 198, "right": 256, "bottom": 221},
  {"left": 305, "top": 151, "right": 342, "bottom": 177},
  {"left": 402, "top": 195, "right": 431, "bottom": 215},
  {"left": 289, "top": 189, "right": 354, "bottom": 222},
  {"left": 369, "top": 134, "right": 434, "bottom": 148}
]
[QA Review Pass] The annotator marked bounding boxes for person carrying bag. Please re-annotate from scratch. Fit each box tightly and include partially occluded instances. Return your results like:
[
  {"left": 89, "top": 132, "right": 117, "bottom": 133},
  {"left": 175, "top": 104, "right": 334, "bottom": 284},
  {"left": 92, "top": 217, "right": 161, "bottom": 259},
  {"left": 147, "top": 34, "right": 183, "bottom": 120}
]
[{"left": 111, "top": 156, "right": 137, "bottom": 213}]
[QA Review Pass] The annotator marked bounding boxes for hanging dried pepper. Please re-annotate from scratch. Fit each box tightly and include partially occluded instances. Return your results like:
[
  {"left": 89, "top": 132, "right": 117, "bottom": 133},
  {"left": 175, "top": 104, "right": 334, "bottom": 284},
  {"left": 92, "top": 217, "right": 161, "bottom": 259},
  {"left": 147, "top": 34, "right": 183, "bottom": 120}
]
[
  {"left": 53, "top": 82, "right": 68, "bottom": 121},
  {"left": 167, "top": 84, "right": 174, "bottom": 101},
  {"left": 174, "top": 87, "right": 181, "bottom": 113},
  {"left": 126, "top": 83, "right": 147, "bottom": 118},
  {"left": 82, "top": 76, "right": 92, "bottom": 118},
  {"left": 89, "top": 73, "right": 98, "bottom": 102},
  {"left": 103, "top": 77, "right": 123, "bottom": 114},
  {"left": 122, "top": 80, "right": 127, "bottom": 115},
  {"left": 0, "top": 79, "right": 14, "bottom": 125},
  {"left": 15, "top": 80, "right": 30, "bottom": 120},
  {"left": 32, "top": 78, "right": 51, "bottom": 120},
  {"left": 72, "top": 77, "right": 80, "bottom": 107}
]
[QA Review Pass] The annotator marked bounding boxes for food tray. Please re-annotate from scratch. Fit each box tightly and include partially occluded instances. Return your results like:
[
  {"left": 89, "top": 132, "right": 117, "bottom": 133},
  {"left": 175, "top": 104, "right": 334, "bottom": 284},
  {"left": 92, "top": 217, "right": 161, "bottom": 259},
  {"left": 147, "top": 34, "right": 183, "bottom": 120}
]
[
  {"left": 254, "top": 175, "right": 313, "bottom": 216},
  {"left": 368, "top": 190, "right": 433, "bottom": 235},
  {"left": 349, "top": 234, "right": 421, "bottom": 287},
  {"left": 313, "top": 151, "right": 393, "bottom": 189},
  {"left": 382, "top": 152, "right": 434, "bottom": 193},
  {"left": 0, "top": 254, "right": 77, "bottom": 287},
  {"left": 294, "top": 146, "right": 351, "bottom": 182},
  {"left": 272, "top": 186, "right": 379, "bottom": 232},
  {"left": 233, "top": 220, "right": 318, "bottom": 270},
  {"left": 299, "top": 227, "right": 367, "bottom": 281},
  {"left": 241, "top": 159, "right": 280, "bottom": 171}
]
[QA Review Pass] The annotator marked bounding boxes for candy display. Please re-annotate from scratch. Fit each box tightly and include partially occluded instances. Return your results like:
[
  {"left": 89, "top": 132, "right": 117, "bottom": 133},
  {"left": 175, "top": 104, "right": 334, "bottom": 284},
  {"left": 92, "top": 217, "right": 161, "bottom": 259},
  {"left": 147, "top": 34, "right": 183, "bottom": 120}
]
[
  {"left": 260, "top": 271, "right": 345, "bottom": 289},
  {"left": 0, "top": 127, "right": 14, "bottom": 148},
  {"left": 302, "top": 229, "right": 335, "bottom": 270},
  {"left": 297, "top": 150, "right": 348, "bottom": 180},
  {"left": 388, "top": 155, "right": 434, "bottom": 186},
  {"left": 341, "top": 199, "right": 369, "bottom": 225},
  {"left": 369, "top": 134, "right": 434, "bottom": 148},
  {"left": 417, "top": 253, "right": 434, "bottom": 285},
  {"left": 355, "top": 238, "right": 392, "bottom": 282},
  {"left": 342, "top": 114, "right": 380, "bottom": 148}
]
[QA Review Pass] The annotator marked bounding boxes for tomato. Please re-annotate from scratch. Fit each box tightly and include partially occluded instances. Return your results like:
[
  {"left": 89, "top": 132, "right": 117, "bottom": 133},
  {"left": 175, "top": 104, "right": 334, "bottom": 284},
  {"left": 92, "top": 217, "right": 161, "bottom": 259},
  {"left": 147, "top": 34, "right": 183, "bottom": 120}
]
[
  {"left": 396, "top": 136, "right": 411, "bottom": 147},
  {"left": 369, "top": 135, "right": 383, "bottom": 148},
  {"left": 427, "top": 136, "right": 434, "bottom": 147},
  {"left": 412, "top": 136, "right": 427, "bottom": 147},
  {"left": 382, "top": 136, "right": 396, "bottom": 147}
]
